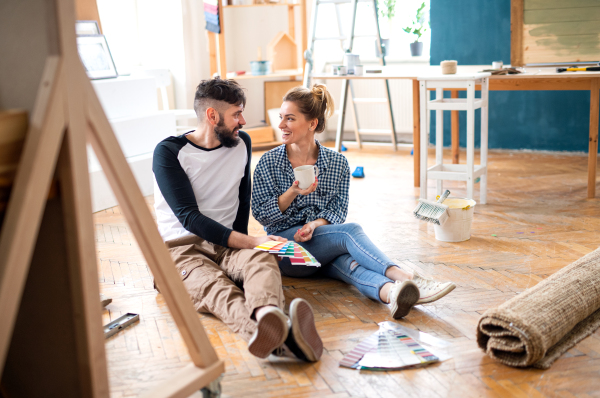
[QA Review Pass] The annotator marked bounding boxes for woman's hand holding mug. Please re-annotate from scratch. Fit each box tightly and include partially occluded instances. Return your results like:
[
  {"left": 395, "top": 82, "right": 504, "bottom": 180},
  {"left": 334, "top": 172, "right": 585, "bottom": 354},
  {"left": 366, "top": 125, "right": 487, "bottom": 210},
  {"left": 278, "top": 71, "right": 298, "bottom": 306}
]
[
  {"left": 290, "top": 177, "right": 318, "bottom": 196},
  {"left": 291, "top": 165, "right": 319, "bottom": 195}
]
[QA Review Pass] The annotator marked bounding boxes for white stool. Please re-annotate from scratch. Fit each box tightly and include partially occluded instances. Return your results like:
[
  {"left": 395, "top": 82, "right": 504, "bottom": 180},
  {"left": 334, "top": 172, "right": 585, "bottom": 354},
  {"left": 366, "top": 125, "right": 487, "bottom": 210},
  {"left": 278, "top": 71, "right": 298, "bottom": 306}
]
[{"left": 418, "top": 72, "right": 491, "bottom": 204}]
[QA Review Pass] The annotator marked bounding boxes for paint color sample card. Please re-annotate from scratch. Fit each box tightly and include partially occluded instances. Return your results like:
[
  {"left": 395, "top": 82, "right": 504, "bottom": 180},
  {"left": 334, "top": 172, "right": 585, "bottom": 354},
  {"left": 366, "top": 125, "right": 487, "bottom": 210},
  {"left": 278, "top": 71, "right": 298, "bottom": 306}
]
[
  {"left": 254, "top": 241, "right": 321, "bottom": 267},
  {"left": 340, "top": 322, "right": 448, "bottom": 370},
  {"left": 339, "top": 331, "right": 379, "bottom": 368},
  {"left": 357, "top": 329, "right": 439, "bottom": 370},
  {"left": 254, "top": 241, "right": 281, "bottom": 251},
  {"left": 268, "top": 242, "right": 287, "bottom": 253}
]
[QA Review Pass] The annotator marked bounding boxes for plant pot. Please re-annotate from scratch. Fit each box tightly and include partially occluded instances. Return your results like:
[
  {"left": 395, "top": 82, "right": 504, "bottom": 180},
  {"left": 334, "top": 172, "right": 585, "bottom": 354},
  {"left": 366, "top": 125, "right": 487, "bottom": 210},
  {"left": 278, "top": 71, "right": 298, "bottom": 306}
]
[
  {"left": 375, "top": 38, "right": 390, "bottom": 58},
  {"left": 410, "top": 42, "right": 423, "bottom": 56}
]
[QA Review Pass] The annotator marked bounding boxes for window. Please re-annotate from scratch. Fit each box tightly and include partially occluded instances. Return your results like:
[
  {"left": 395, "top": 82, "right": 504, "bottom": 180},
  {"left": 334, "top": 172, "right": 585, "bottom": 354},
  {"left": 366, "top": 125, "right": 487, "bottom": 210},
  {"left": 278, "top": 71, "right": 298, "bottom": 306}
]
[{"left": 311, "top": 0, "right": 430, "bottom": 67}]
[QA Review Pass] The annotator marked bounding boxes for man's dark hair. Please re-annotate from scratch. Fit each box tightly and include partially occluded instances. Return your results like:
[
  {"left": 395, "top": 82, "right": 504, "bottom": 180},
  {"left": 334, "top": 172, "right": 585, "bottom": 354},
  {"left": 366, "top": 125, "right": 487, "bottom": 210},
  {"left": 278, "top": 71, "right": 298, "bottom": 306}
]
[{"left": 193, "top": 77, "right": 246, "bottom": 118}]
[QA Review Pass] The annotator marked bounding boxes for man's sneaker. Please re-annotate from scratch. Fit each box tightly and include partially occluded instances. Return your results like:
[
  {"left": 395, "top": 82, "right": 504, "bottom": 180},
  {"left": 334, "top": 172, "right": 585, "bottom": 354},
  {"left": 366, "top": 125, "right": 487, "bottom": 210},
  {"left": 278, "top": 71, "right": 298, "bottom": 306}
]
[
  {"left": 248, "top": 307, "right": 288, "bottom": 359},
  {"left": 412, "top": 271, "right": 456, "bottom": 304},
  {"left": 388, "top": 280, "right": 420, "bottom": 319},
  {"left": 285, "top": 298, "right": 323, "bottom": 362}
]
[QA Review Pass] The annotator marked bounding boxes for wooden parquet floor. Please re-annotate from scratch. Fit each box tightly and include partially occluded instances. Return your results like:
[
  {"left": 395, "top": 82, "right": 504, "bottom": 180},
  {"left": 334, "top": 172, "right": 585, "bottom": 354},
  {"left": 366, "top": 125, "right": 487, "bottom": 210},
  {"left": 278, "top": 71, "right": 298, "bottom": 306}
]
[{"left": 96, "top": 144, "right": 600, "bottom": 398}]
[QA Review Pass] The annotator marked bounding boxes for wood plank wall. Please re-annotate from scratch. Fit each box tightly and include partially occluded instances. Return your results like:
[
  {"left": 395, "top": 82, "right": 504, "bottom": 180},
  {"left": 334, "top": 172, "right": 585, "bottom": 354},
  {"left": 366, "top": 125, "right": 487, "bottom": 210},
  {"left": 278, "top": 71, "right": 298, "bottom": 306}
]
[{"left": 523, "top": 0, "right": 600, "bottom": 64}]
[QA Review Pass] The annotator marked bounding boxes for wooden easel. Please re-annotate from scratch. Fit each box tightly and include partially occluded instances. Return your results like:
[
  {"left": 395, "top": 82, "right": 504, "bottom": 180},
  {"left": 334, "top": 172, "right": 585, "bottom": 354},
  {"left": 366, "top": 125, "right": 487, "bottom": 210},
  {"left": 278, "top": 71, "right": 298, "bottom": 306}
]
[{"left": 0, "top": 0, "right": 223, "bottom": 396}]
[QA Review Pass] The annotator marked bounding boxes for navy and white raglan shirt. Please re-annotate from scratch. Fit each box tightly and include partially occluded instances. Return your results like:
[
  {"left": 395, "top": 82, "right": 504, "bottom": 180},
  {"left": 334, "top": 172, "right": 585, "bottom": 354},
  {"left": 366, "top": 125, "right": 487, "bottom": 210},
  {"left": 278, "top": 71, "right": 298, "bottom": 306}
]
[{"left": 152, "top": 131, "right": 252, "bottom": 246}]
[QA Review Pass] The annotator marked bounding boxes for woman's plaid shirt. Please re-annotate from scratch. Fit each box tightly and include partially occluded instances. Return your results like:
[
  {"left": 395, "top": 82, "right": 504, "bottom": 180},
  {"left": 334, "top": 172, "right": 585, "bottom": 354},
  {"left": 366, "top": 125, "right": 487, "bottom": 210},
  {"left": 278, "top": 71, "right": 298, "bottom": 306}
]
[{"left": 251, "top": 140, "right": 350, "bottom": 235}]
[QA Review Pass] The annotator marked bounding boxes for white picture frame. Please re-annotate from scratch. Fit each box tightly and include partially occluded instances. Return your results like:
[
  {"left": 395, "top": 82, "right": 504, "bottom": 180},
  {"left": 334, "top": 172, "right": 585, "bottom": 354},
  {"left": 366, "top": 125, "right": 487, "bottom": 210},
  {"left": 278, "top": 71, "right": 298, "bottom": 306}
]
[
  {"left": 75, "top": 20, "right": 100, "bottom": 36},
  {"left": 76, "top": 35, "right": 118, "bottom": 80}
]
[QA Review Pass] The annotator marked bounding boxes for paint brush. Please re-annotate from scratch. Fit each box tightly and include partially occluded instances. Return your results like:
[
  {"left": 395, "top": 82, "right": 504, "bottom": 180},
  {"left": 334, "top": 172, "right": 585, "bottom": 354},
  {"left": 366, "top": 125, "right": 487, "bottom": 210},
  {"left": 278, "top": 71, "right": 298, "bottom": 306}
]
[{"left": 413, "top": 190, "right": 451, "bottom": 226}]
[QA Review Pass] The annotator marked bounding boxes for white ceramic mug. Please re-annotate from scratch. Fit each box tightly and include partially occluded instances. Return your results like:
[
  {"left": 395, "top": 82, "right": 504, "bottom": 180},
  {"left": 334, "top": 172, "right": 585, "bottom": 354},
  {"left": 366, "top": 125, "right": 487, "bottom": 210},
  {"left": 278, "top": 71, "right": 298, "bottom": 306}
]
[{"left": 293, "top": 165, "right": 319, "bottom": 189}]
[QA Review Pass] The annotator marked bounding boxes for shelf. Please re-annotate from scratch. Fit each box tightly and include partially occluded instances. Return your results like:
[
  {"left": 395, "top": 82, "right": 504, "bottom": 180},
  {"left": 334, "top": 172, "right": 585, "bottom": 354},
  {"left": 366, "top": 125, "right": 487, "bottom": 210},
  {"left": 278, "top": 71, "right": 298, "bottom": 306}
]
[
  {"left": 427, "top": 164, "right": 487, "bottom": 181},
  {"left": 223, "top": 3, "right": 300, "bottom": 8},
  {"left": 208, "top": 0, "right": 306, "bottom": 79},
  {"left": 427, "top": 98, "right": 486, "bottom": 111},
  {"left": 232, "top": 69, "right": 303, "bottom": 80}
]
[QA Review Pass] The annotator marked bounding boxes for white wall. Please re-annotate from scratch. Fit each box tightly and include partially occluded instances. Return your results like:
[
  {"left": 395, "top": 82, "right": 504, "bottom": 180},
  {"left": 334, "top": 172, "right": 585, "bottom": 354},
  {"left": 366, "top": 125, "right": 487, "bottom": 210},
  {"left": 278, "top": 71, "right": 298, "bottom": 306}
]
[
  {"left": 97, "top": 0, "right": 209, "bottom": 111},
  {"left": 96, "top": 0, "right": 429, "bottom": 134}
]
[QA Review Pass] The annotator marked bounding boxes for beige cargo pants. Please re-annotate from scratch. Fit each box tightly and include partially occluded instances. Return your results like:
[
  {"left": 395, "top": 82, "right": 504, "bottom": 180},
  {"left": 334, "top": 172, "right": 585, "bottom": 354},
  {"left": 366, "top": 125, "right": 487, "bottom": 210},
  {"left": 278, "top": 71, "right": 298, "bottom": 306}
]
[{"left": 163, "top": 235, "right": 285, "bottom": 341}]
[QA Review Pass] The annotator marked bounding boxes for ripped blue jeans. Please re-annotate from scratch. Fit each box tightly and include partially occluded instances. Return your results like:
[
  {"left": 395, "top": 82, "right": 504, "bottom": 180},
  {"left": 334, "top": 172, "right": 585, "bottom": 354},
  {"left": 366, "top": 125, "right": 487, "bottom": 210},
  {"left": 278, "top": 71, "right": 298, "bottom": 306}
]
[{"left": 275, "top": 223, "right": 394, "bottom": 303}]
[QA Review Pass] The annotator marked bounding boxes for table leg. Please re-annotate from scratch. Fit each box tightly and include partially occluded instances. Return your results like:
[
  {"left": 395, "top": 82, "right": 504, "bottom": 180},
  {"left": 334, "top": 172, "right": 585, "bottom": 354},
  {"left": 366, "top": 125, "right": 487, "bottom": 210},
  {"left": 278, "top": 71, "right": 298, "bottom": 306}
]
[
  {"left": 420, "top": 81, "right": 428, "bottom": 199},
  {"left": 466, "top": 82, "right": 475, "bottom": 200},
  {"left": 412, "top": 79, "right": 420, "bottom": 187},
  {"left": 589, "top": 78, "right": 599, "bottom": 199},
  {"left": 451, "top": 90, "right": 459, "bottom": 164},
  {"left": 436, "top": 88, "right": 444, "bottom": 195}
]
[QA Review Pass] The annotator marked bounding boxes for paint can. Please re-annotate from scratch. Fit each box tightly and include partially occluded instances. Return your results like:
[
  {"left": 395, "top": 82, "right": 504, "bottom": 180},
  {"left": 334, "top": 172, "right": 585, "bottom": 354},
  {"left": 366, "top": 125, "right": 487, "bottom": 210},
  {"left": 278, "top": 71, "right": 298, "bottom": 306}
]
[{"left": 433, "top": 197, "right": 476, "bottom": 242}]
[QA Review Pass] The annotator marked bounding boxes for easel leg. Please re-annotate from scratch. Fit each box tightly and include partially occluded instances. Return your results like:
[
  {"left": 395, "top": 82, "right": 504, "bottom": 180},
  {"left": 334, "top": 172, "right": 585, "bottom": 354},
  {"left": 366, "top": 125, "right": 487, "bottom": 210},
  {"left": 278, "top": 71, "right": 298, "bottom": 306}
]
[
  {"left": 0, "top": 58, "right": 65, "bottom": 375},
  {"left": 84, "top": 82, "right": 221, "bottom": 370},
  {"left": 335, "top": 79, "right": 349, "bottom": 152}
]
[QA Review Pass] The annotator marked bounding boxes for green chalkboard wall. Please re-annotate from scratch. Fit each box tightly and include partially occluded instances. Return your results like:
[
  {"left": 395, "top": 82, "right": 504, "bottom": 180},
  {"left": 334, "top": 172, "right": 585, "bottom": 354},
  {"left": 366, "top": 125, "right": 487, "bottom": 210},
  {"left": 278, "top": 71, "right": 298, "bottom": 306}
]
[{"left": 429, "top": 0, "right": 592, "bottom": 152}]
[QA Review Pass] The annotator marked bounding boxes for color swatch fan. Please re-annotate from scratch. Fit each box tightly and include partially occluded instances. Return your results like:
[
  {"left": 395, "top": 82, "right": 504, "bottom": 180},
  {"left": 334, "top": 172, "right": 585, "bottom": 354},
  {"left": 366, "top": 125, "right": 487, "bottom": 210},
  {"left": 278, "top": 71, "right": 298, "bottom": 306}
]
[{"left": 254, "top": 241, "right": 321, "bottom": 267}]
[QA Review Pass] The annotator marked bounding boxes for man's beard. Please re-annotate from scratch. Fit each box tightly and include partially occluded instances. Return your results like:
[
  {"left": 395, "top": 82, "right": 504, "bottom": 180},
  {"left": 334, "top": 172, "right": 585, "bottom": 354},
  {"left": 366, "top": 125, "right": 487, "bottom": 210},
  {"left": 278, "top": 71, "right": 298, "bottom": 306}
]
[{"left": 214, "top": 118, "right": 241, "bottom": 148}]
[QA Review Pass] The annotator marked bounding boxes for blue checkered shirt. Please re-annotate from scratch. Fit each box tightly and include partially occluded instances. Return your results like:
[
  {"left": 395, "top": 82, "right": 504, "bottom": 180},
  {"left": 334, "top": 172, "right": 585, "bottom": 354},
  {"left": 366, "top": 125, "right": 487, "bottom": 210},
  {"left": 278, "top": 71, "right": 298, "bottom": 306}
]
[{"left": 252, "top": 140, "right": 350, "bottom": 235}]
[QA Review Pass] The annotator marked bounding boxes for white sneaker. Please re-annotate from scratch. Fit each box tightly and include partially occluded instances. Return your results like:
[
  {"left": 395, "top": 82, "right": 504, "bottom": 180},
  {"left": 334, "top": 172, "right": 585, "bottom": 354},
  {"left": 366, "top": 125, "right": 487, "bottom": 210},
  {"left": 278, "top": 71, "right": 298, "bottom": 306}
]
[
  {"left": 248, "top": 307, "right": 289, "bottom": 359},
  {"left": 412, "top": 271, "right": 456, "bottom": 304},
  {"left": 388, "top": 280, "right": 420, "bottom": 319}
]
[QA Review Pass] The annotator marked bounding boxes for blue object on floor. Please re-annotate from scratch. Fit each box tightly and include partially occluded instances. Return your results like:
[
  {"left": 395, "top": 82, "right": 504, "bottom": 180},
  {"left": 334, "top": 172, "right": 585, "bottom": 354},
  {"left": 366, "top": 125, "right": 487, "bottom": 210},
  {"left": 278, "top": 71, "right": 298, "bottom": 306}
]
[
  {"left": 352, "top": 166, "right": 365, "bottom": 178},
  {"left": 341, "top": 144, "right": 348, "bottom": 152},
  {"left": 475, "top": 177, "right": 481, "bottom": 183},
  {"left": 411, "top": 148, "right": 414, "bottom": 155}
]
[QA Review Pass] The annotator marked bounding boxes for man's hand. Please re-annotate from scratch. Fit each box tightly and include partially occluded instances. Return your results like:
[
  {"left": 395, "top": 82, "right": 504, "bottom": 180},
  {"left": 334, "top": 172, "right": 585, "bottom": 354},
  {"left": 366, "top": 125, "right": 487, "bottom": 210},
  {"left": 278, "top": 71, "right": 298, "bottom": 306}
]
[
  {"left": 253, "top": 235, "right": 287, "bottom": 247},
  {"left": 294, "top": 222, "right": 316, "bottom": 243},
  {"left": 253, "top": 235, "right": 288, "bottom": 261},
  {"left": 228, "top": 231, "right": 286, "bottom": 250}
]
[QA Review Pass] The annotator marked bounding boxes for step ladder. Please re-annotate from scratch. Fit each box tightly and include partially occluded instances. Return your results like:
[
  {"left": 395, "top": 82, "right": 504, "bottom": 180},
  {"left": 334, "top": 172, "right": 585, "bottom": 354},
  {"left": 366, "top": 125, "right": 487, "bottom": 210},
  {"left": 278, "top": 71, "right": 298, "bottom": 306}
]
[{"left": 303, "top": 0, "right": 397, "bottom": 152}]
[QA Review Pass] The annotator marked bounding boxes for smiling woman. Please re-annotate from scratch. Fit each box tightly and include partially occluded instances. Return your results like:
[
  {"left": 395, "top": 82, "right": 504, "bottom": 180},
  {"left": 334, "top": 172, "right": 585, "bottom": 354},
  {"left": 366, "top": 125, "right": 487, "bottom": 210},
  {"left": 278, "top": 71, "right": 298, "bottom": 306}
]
[{"left": 251, "top": 84, "right": 456, "bottom": 318}]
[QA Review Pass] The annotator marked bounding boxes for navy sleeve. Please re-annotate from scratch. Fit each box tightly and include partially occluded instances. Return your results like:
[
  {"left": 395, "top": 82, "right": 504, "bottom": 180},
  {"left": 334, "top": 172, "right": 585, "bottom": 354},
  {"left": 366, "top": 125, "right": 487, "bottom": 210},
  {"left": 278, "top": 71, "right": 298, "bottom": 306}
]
[
  {"left": 232, "top": 131, "right": 251, "bottom": 234},
  {"left": 152, "top": 138, "right": 233, "bottom": 247}
]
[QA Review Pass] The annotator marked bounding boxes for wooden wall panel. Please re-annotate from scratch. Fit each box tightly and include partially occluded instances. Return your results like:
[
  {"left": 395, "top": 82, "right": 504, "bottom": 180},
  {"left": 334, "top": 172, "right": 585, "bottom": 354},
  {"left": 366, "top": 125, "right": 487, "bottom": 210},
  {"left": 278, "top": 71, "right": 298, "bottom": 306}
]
[{"left": 516, "top": 0, "right": 600, "bottom": 65}]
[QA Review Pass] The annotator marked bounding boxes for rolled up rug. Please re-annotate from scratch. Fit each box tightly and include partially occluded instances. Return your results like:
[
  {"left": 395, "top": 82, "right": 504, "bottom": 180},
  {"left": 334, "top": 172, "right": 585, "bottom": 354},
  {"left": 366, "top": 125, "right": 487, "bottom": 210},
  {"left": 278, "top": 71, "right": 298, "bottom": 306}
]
[{"left": 477, "top": 246, "right": 600, "bottom": 369}]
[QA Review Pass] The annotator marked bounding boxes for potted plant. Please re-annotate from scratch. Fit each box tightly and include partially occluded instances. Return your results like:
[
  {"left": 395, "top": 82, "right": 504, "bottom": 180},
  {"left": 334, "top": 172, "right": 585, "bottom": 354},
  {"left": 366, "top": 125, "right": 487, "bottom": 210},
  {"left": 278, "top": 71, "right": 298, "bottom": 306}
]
[
  {"left": 376, "top": 0, "right": 396, "bottom": 57},
  {"left": 403, "top": 2, "right": 428, "bottom": 56}
]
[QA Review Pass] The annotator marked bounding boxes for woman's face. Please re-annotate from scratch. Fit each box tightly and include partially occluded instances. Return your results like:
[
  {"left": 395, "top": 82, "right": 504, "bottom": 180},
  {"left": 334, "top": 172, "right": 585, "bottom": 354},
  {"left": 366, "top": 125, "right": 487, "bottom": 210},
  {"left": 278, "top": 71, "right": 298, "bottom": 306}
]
[{"left": 278, "top": 101, "right": 317, "bottom": 145}]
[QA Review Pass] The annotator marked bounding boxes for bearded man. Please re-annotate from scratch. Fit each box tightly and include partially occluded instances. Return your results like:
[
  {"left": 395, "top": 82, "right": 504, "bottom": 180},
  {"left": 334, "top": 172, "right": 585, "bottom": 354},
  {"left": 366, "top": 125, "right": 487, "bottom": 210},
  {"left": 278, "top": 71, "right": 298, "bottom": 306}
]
[{"left": 152, "top": 77, "right": 323, "bottom": 362}]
